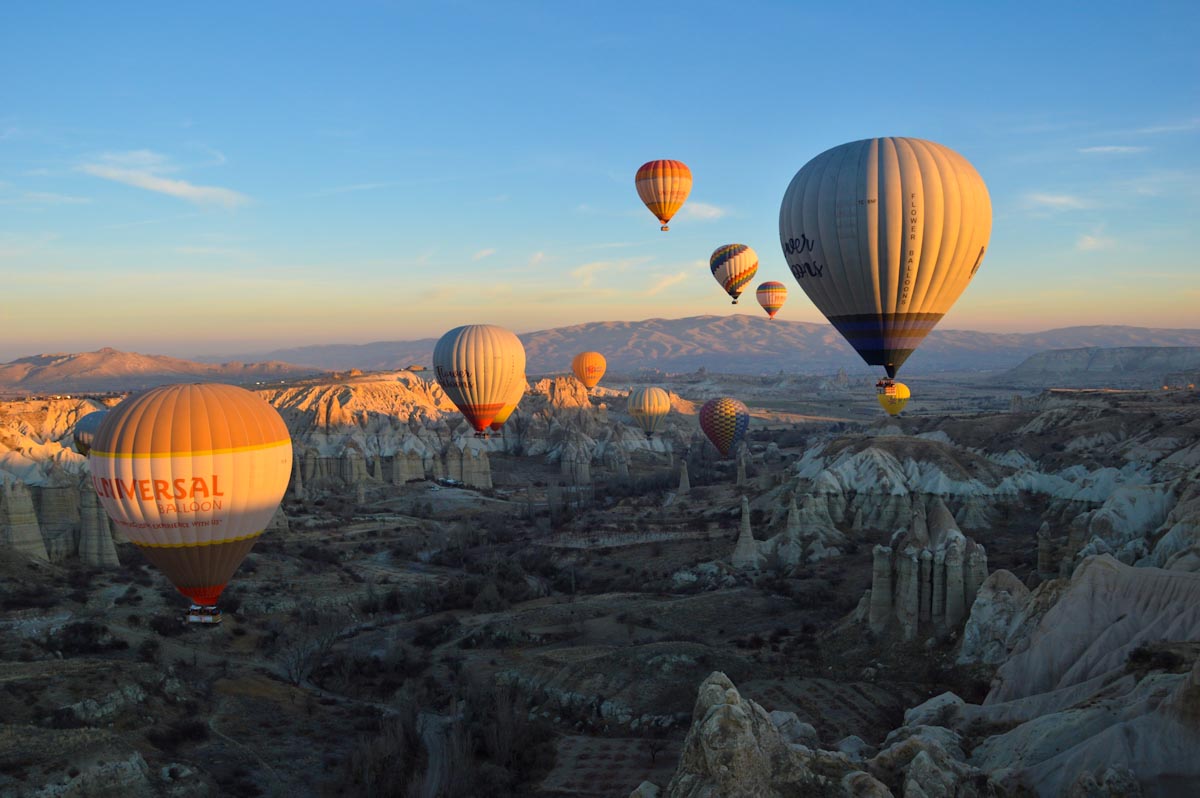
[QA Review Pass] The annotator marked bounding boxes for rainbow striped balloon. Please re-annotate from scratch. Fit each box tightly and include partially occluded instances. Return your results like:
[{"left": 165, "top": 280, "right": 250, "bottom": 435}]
[
  {"left": 710, "top": 244, "right": 758, "bottom": 304},
  {"left": 699, "top": 397, "right": 750, "bottom": 458},
  {"left": 755, "top": 281, "right": 788, "bottom": 319}
]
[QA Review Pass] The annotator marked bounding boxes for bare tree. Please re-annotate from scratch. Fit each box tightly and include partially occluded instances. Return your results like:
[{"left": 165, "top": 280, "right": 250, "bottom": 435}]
[{"left": 276, "top": 608, "right": 344, "bottom": 686}]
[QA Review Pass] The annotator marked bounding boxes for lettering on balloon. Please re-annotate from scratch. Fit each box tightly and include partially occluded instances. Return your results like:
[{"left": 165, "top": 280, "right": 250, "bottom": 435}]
[
  {"left": 782, "top": 235, "right": 816, "bottom": 256},
  {"left": 94, "top": 475, "right": 226, "bottom": 502},
  {"left": 789, "top": 261, "right": 825, "bottom": 280},
  {"left": 435, "top": 366, "right": 474, "bottom": 388},
  {"left": 121, "top": 519, "right": 224, "bottom": 530},
  {"left": 901, "top": 193, "right": 919, "bottom": 305},
  {"left": 158, "top": 499, "right": 224, "bottom": 514}
]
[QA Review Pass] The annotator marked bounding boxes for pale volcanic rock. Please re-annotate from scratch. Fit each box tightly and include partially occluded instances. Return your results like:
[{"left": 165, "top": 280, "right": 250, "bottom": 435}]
[
  {"left": 0, "top": 476, "right": 48, "bottom": 560},
  {"left": 677, "top": 461, "right": 690, "bottom": 494},
  {"left": 970, "top": 664, "right": 1200, "bottom": 796},
  {"left": 456, "top": 438, "right": 493, "bottom": 490},
  {"left": 957, "top": 570, "right": 1031, "bottom": 666},
  {"left": 986, "top": 555, "right": 1200, "bottom": 709},
  {"left": 664, "top": 672, "right": 851, "bottom": 798},
  {"left": 78, "top": 482, "right": 119, "bottom": 568},
  {"left": 31, "top": 484, "right": 79, "bottom": 561},
  {"left": 1077, "top": 481, "right": 1178, "bottom": 556},
  {"left": 532, "top": 376, "right": 593, "bottom": 410},
  {"left": 1139, "top": 472, "right": 1200, "bottom": 569},
  {"left": 866, "top": 724, "right": 997, "bottom": 796},
  {"left": 865, "top": 498, "right": 988, "bottom": 640},
  {"left": 731, "top": 497, "right": 761, "bottom": 570}
]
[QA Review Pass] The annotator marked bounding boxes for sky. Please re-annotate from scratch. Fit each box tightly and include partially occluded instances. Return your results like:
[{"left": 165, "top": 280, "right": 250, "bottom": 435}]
[{"left": 1, "top": 1, "right": 1198, "bottom": 360}]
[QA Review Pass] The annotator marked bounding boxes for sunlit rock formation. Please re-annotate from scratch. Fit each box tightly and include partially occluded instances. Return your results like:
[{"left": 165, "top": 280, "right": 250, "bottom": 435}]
[{"left": 0, "top": 476, "right": 48, "bottom": 560}]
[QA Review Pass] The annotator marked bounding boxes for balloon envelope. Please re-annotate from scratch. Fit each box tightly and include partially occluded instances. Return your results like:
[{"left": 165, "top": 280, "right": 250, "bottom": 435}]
[
  {"left": 636, "top": 160, "right": 692, "bottom": 231},
  {"left": 88, "top": 383, "right": 292, "bottom": 607},
  {"left": 571, "top": 352, "right": 606, "bottom": 390},
  {"left": 779, "top": 137, "right": 991, "bottom": 377},
  {"left": 699, "top": 397, "right": 750, "bottom": 457},
  {"left": 73, "top": 409, "right": 109, "bottom": 457},
  {"left": 755, "top": 281, "right": 787, "bottom": 319},
  {"left": 878, "top": 382, "right": 911, "bottom": 416},
  {"left": 710, "top": 244, "right": 758, "bottom": 304},
  {"left": 489, "top": 376, "right": 528, "bottom": 431},
  {"left": 433, "top": 324, "right": 527, "bottom": 434},
  {"left": 628, "top": 387, "right": 670, "bottom": 437}
]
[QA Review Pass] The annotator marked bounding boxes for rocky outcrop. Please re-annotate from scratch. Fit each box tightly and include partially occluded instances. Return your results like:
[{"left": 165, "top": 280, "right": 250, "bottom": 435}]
[
  {"left": 730, "top": 497, "right": 760, "bottom": 570},
  {"left": 0, "top": 478, "right": 48, "bottom": 560},
  {"left": 987, "top": 556, "right": 1200, "bottom": 708},
  {"left": 957, "top": 570, "right": 1030, "bottom": 665},
  {"left": 677, "top": 461, "right": 690, "bottom": 495},
  {"left": 664, "top": 672, "right": 853, "bottom": 798},
  {"left": 31, "top": 485, "right": 79, "bottom": 561},
  {"left": 78, "top": 482, "right": 119, "bottom": 568},
  {"left": 865, "top": 497, "right": 988, "bottom": 639}
]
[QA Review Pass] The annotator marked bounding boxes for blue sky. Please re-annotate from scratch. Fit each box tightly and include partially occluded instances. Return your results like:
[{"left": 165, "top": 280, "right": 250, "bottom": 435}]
[{"left": 1, "top": 1, "right": 1197, "bottom": 359}]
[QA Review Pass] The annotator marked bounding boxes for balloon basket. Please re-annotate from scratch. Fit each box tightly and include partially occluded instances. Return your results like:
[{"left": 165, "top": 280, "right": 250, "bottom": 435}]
[
  {"left": 186, "top": 605, "right": 223, "bottom": 625},
  {"left": 660, "top": 225, "right": 669, "bottom": 232}
]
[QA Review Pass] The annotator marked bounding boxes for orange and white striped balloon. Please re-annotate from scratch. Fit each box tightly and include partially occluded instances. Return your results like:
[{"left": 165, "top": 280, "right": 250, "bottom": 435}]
[
  {"left": 89, "top": 383, "right": 292, "bottom": 607},
  {"left": 571, "top": 351, "right": 606, "bottom": 391},
  {"left": 433, "top": 324, "right": 527, "bottom": 434},
  {"left": 636, "top": 160, "right": 692, "bottom": 231}
]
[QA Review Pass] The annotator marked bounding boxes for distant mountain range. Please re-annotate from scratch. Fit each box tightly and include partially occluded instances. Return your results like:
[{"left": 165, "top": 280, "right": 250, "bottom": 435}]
[
  {"left": 0, "top": 348, "right": 323, "bottom": 395},
  {"left": 991, "top": 346, "right": 1200, "bottom": 389},
  {"left": 218, "top": 316, "right": 1200, "bottom": 376},
  {"left": 5, "top": 318, "right": 1200, "bottom": 394}
]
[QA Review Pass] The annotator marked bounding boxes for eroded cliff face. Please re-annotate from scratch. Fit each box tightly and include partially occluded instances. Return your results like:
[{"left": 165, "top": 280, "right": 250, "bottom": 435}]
[{"left": 648, "top": 557, "right": 1200, "bottom": 798}]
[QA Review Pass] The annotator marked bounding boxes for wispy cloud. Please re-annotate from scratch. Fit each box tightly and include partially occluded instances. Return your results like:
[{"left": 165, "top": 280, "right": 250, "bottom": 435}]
[
  {"left": 1078, "top": 145, "right": 1147, "bottom": 154},
  {"left": 472, "top": 248, "right": 496, "bottom": 261},
  {"left": 571, "top": 261, "right": 607, "bottom": 288},
  {"left": 0, "top": 190, "right": 91, "bottom": 207},
  {"left": 1076, "top": 233, "right": 1115, "bottom": 251},
  {"left": 645, "top": 271, "right": 689, "bottom": 295},
  {"left": 174, "top": 245, "right": 257, "bottom": 262},
  {"left": 1129, "top": 118, "right": 1200, "bottom": 135},
  {"left": 79, "top": 150, "right": 248, "bottom": 208},
  {"left": 528, "top": 251, "right": 545, "bottom": 267},
  {"left": 680, "top": 201, "right": 728, "bottom": 221},
  {"left": 303, "top": 181, "right": 399, "bottom": 198},
  {"left": 1024, "top": 192, "right": 1089, "bottom": 211}
]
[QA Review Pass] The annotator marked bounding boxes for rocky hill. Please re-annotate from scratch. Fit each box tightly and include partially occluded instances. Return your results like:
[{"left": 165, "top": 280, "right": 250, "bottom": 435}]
[
  {"left": 236, "top": 317, "right": 1200, "bottom": 376},
  {"left": 0, "top": 348, "right": 322, "bottom": 395},
  {"left": 992, "top": 346, "right": 1200, "bottom": 389}
]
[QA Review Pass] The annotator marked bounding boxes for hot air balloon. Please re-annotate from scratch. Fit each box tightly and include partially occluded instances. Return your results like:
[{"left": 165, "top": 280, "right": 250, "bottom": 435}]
[
  {"left": 699, "top": 397, "right": 750, "bottom": 458},
  {"left": 571, "top": 352, "right": 606, "bottom": 392},
  {"left": 755, "top": 281, "right": 787, "bottom": 319},
  {"left": 710, "top": 244, "right": 758, "bottom": 304},
  {"left": 88, "top": 383, "right": 291, "bottom": 620},
  {"left": 433, "top": 324, "right": 527, "bottom": 436},
  {"left": 489, "top": 376, "right": 528, "bottom": 432},
  {"left": 877, "top": 381, "right": 911, "bottom": 416},
  {"left": 73, "top": 409, "right": 109, "bottom": 457},
  {"left": 779, "top": 137, "right": 991, "bottom": 382},
  {"left": 636, "top": 160, "right": 692, "bottom": 231},
  {"left": 628, "top": 387, "right": 670, "bottom": 438}
]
